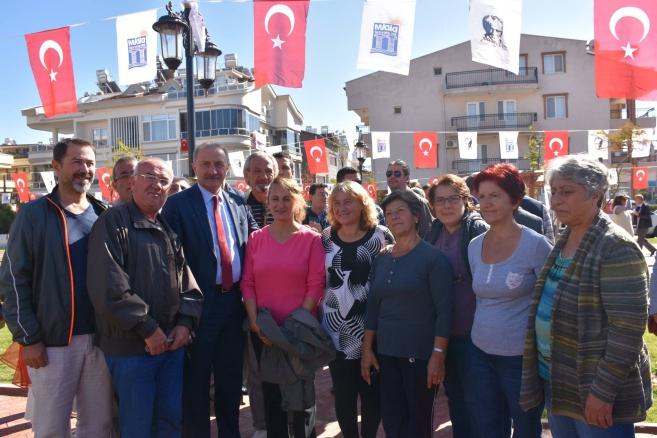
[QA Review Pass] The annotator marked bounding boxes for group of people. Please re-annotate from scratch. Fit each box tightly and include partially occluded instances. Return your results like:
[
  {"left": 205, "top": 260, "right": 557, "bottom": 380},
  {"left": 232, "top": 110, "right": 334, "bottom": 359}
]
[{"left": 0, "top": 136, "right": 653, "bottom": 438}]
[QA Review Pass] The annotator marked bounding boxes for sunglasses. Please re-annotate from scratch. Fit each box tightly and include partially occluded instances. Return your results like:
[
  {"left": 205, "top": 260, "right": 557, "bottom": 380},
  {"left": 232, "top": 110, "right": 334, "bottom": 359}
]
[{"left": 386, "top": 170, "right": 404, "bottom": 178}]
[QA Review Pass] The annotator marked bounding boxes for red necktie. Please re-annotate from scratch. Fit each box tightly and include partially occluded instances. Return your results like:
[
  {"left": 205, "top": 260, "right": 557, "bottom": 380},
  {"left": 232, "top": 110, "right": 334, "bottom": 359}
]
[{"left": 213, "top": 196, "right": 234, "bottom": 290}]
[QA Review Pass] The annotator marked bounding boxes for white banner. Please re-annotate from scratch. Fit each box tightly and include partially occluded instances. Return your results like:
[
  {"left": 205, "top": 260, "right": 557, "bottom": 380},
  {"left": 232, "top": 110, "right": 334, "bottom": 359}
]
[
  {"left": 116, "top": 9, "right": 158, "bottom": 85},
  {"left": 587, "top": 130, "right": 609, "bottom": 160},
  {"left": 357, "top": 0, "right": 416, "bottom": 75},
  {"left": 608, "top": 169, "right": 618, "bottom": 186},
  {"left": 251, "top": 132, "right": 267, "bottom": 151},
  {"left": 188, "top": 1, "right": 206, "bottom": 53},
  {"left": 228, "top": 151, "right": 245, "bottom": 177},
  {"left": 458, "top": 132, "right": 478, "bottom": 159},
  {"left": 469, "top": 0, "right": 522, "bottom": 74},
  {"left": 371, "top": 131, "right": 391, "bottom": 159},
  {"left": 40, "top": 171, "right": 56, "bottom": 193},
  {"left": 499, "top": 131, "right": 519, "bottom": 159},
  {"left": 632, "top": 130, "right": 651, "bottom": 158}
]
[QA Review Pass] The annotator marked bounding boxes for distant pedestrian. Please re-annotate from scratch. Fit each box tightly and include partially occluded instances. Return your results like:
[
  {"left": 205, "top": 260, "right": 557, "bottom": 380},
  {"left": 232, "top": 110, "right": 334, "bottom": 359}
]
[
  {"left": 610, "top": 194, "right": 634, "bottom": 237},
  {"left": 633, "top": 194, "right": 655, "bottom": 256}
]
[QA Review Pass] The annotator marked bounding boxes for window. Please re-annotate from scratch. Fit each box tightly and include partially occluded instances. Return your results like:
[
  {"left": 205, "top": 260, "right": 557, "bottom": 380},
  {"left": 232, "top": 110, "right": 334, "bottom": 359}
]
[
  {"left": 180, "top": 108, "right": 261, "bottom": 139},
  {"left": 544, "top": 94, "right": 568, "bottom": 119},
  {"left": 91, "top": 128, "right": 108, "bottom": 148},
  {"left": 393, "top": 106, "right": 402, "bottom": 114},
  {"left": 142, "top": 114, "right": 176, "bottom": 142},
  {"left": 497, "top": 100, "right": 517, "bottom": 119},
  {"left": 467, "top": 102, "right": 486, "bottom": 129},
  {"left": 519, "top": 54, "right": 528, "bottom": 75},
  {"left": 542, "top": 52, "right": 565, "bottom": 74},
  {"left": 433, "top": 67, "right": 442, "bottom": 76},
  {"left": 111, "top": 116, "right": 140, "bottom": 149}
]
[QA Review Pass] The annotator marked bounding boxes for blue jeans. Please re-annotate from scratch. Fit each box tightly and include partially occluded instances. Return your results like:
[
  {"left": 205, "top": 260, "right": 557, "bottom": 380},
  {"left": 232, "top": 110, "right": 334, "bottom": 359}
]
[
  {"left": 444, "top": 336, "right": 477, "bottom": 438},
  {"left": 545, "top": 381, "right": 635, "bottom": 438},
  {"left": 105, "top": 348, "right": 184, "bottom": 438},
  {"left": 469, "top": 343, "right": 543, "bottom": 438}
]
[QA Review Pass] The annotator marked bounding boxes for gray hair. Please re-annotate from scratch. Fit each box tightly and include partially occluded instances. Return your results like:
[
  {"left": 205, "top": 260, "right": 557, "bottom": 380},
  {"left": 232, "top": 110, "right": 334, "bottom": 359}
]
[
  {"left": 388, "top": 159, "right": 410, "bottom": 176},
  {"left": 547, "top": 155, "right": 609, "bottom": 199},
  {"left": 112, "top": 156, "right": 138, "bottom": 181},
  {"left": 193, "top": 142, "right": 229, "bottom": 162},
  {"left": 134, "top": 157, "right": 173, "bottom": 179},
  {"left": 244, "top": 151, "right": 279, "bottom": 176}
]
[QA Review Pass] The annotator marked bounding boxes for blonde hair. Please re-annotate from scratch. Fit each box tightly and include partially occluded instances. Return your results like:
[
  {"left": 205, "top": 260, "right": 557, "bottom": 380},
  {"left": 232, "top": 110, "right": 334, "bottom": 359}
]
[
  {"left": 268, "top": 176, "right": 306, "bottom": 223},
  {"left": 328, "top": 181, "right": 379, "bottom": 231}
]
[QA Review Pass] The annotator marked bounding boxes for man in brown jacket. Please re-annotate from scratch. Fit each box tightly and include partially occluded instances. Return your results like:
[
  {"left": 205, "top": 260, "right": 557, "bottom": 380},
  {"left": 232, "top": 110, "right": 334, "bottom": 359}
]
[{"left": 88, "top": 157, "right": 203, "bottom": 437}]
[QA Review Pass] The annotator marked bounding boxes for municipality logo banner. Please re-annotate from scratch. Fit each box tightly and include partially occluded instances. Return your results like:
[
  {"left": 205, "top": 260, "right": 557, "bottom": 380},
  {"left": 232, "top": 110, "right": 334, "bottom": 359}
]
[
  {"left": 116, "top": 9, "right": 157, "bottom": 85},
  {"left": 357, "top": 0, "right": 416, "bottom": 75}
]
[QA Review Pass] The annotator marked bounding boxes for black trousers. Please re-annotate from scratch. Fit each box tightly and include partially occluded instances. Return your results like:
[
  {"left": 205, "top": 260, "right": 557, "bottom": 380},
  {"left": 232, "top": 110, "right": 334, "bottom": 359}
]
[
  {"left": 378, "top": 354, "right": 437, "bottom": 438},
  {"left": 252, "top": 335, "right": 309, "bottom": 438},
  {"left": 328, "top": 352, "right": 381, "bottom": 438}
]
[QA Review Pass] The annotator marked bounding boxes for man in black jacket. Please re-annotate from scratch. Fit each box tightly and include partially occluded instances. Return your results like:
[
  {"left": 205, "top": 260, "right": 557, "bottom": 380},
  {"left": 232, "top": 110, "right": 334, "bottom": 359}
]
[
  {"left": 88, "top": 157, "right": 203, "bottom": 436},
  {"left": 0, "top": 138, "right": 112, "bottom": 436},
  {"left": 634, "top": 194, "right": 656, "bottom": 256}
]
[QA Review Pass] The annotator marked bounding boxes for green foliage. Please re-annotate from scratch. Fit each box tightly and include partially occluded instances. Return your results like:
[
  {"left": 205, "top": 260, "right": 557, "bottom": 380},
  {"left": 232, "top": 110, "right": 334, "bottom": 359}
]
[
  {"left": 525, "top": 125, "right": 542, "bottom": 172},
  {"left": 0, "top": 205, "right": 16, "bottom": 234}
]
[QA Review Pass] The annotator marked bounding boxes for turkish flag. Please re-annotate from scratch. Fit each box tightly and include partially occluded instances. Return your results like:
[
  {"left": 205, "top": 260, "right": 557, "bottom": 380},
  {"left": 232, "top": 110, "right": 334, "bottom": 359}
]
[
  {"left": 96, "top": 167, "right": 117, "bottom": 203},
  {"left": 254, "top": 0, "right": 309, "bottom": 88},
  {"left": 633, "top": 166, "right": 649, "bottom": 189},
  {"left": 180, "top": 138, "right": 188, "bottom": 153},
  {"left": 303, "top": 184, "right": 311, "bottom": 201},
  {"left": 594, "top": 0, "right": 657, "bottom": 99},
  {"left": 12, "top": 173, "right": 30, "bottom": 203},
  {"left": 304, "top": 139, "right": 329, "bottom": 174},
  {"left": 234, "top": 180, "right": 248, "bottom": 193},
  {"left": 25, "top": 27, "right": 78, "bottom": 117},
  {"left": 544, "top": 131, "right": 569, "bottom": 162},
  {"left": 414, "top": 132, "right": 438, "bottom": 169},
  {"left": 364, "top": 182, "right": 378, "bottom": 200},
  {"left": 428, "top": 176, "right": 441, "bottom": 186}
]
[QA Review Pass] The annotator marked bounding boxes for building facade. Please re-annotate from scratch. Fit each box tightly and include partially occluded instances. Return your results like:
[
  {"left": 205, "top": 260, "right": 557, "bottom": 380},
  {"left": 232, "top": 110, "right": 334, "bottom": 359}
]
[
  {"left": 21, "top": 56, "right": 304, "bottom": 194},
  {"left": 345, "top": 34, "right": 656, "bottom": 193}
]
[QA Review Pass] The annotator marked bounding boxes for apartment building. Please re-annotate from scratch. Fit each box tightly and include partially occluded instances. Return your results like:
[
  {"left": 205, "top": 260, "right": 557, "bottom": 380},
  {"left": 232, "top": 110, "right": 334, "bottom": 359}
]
[
  {"left": 21, "top": 55, "right": 304, "bottom": 194},
  {"left": 345, "top": 34, "right": 656, "bottom": 193}
]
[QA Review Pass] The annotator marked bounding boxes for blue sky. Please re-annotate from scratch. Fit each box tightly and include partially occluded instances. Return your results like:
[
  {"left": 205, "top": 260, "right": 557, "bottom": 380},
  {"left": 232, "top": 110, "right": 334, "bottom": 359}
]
[{"left": 1, "top": 0, "right": 597, "bottom": 144}]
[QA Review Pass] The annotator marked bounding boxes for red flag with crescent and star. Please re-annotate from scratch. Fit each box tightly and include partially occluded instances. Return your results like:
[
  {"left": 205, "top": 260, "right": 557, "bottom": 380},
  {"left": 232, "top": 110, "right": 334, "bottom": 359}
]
[
  {"left": 96, "top": 167, "right": 117, "bottom": 203},
  {"left": 25, "top": 27, "right": 78, "bottom": 117},
  {"left": 234, "top": 181, "right": 248, "bottom": 193},
  {"left": 364, "top": 182, "right": 378, "bottom": 200},
  {"left": 543, "top": 131, "right": 569, "bottom": 162},
  {"left": 594, "top": 0, "right": 657, "bottom": 99},
  {"left": 12, "top": 173, "right": 30, "bottom": 203},
  {"left": 254, "top": 0, "right": 309, "bottom": 88},
  {"left": 304, "top": 138, "right": 329, "bottom": 174},
  {"left": 633, "top": 166, "right": 649, "bottom": 189},
  {"left": 414, "top": 132, "right": 438, "bottom": 169}
]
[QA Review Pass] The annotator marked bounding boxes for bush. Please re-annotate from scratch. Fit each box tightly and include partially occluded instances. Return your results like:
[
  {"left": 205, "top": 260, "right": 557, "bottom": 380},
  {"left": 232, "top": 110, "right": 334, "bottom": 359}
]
[{"left": 0, "top": 205, "right": 16, "bottom": 234}]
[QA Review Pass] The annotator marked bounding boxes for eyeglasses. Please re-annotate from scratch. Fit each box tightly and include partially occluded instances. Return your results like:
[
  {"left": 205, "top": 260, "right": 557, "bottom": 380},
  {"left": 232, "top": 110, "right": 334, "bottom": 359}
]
[
  {"left": 136, "top": 173, "right": 171, "bottom": 188},
  {"left": 434, "top": 195, "right": 464, "bottom": 206},
  {"left": 386, "top": 170, "right": 403, "bottom": 178}
]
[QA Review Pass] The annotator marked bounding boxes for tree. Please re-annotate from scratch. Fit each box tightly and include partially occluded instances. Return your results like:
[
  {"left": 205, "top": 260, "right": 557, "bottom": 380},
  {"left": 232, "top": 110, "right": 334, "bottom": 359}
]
[
  {"left": 606, "top": 122, "right": 645, "bottom": 200},
  {"left": 107, "top": 139, "right": 143, "bottom": 167},
  {"left": 523, "top": 125, "right": 543, "bottom": 199}
]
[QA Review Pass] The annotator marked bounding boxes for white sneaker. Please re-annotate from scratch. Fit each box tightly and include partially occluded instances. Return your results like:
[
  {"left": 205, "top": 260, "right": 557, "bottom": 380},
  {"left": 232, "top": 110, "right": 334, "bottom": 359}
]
[{"left": 252, "top": 430, "right": 267, "bottom": 438}]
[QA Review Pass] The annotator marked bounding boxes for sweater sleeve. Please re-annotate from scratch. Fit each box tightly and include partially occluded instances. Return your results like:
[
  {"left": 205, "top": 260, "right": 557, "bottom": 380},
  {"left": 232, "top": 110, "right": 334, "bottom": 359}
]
[
  {"left": 240, "top": 233, "right": 258, "bottom": 302},
  {"left": 589, "top": 241, "right": 648, "bottom": 403},
  {"left": 430, "top": 251, "right": 455, "bottom": 338},
  {"left": 304, "top": 233, "right": 326, "bottom": 304}
]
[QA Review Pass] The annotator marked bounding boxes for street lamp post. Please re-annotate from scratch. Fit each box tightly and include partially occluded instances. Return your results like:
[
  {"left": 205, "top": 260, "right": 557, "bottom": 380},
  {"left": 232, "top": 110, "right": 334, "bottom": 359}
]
[
  {"left": 153, "top": 1, "right": 221, "bottom": 176},
  {"left": 354, "top": 140, "right": 367, "bottom": 182}
]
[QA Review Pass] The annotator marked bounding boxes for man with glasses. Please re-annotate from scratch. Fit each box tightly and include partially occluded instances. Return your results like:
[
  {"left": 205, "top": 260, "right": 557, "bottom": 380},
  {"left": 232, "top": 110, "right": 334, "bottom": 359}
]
[
  {"left": 386, "top": 160, "right": 434, "bottom": 237},
  {"left": 88, "top": 157, "right": 203, "bottom": 436},
  {"left": 111, "top": 156, "right": 137, "bottom": 204},
  {"left": 162, "top": 143, "right": 258, "bottom": 438}
]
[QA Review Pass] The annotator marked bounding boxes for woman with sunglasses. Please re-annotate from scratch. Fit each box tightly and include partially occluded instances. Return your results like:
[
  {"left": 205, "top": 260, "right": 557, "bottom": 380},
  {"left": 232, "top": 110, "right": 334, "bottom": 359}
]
[{"left": 424, "top": 174, "right": 488, "bottom": 438}]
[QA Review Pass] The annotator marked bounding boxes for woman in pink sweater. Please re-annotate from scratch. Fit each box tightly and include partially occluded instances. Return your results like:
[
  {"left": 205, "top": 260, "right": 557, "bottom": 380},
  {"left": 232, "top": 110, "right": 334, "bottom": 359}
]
[{"left": 242, "top": 176, "right": 326, "bottom": 438}]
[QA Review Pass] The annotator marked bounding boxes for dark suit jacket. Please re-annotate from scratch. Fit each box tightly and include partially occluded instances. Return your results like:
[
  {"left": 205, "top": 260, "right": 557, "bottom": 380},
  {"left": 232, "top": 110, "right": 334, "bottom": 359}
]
[
  {"left": 520, "top": 195, "right": 555, "bottom": 244},
  {"left": 515, "top": 207, "right": 544, "bottom": 236},
  {"left": 162, "top": 184, "right": 258, "bottom": 321}
]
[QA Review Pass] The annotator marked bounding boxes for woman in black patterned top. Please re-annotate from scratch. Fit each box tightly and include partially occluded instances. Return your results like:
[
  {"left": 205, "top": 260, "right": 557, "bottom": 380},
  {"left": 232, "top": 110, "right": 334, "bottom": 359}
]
[{"left": 321, "top": 181, "right": 393, "bottom": 438}]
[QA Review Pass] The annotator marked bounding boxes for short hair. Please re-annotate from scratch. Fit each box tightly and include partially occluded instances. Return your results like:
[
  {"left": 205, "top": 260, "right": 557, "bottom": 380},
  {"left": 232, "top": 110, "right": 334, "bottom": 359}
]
[
  {"left": 309, "top": 183, "right": 328, "bottom": 196},
  {"left": 380, "top": 190, "right": 424, "bottom": 231},
  {"left": 172, "top": 176, "right": 189, "bottom": 185},
  {"left": 547, "top": 155, "right": 609, "bottom": 207},
  {"left": 427, "top": 174, "right": 474, "bottom": 212},
  {"left": 53, "top": 138, "right": 94, "bottom": 164},
  {"left": 612, "top": 195, "right": 628, "bottom": 207},
  {"left": 336, "top": 166, "right": 359, "bottom": 183},
  {"left": 473, "top": 163, "right": 525, "bottom": 205},
  {"left": 328, "top": 182, "right": 379, "bottom": 232},
  {"left": 134, "top": 157, "right": 173, "bottom": 177},
  {"left": 112, "top": 156, "right": 138, "bottom": 181},
  {"left": 244, "top": 151, "right": 278, "bottom": 176},
  {"left": 193, "top": 141, "right": 229, "bottom": 162},
  {"left": 388, "top": 159, "right": 410, "bottom": 176},
  {"left": 272, "top": 151, "right": 291, "bottom": 160},
  {"left": 268, "top": 176, "right": 306, "bottom": 223},
  {"left": 411, "top": 187, "right": 426, "bottom": 199}
]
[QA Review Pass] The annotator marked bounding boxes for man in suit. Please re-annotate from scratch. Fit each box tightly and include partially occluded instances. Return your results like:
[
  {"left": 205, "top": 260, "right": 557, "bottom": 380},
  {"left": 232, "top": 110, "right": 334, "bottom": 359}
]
[
  {"left": 634, "top": 194, "right": 656, "bottom": 256},
  {"left": 162, "top": 142, "right": 258, "bottom": 438}
]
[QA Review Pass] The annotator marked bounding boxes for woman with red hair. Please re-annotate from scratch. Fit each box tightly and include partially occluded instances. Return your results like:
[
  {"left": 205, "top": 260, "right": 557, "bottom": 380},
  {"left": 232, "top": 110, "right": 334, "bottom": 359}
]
[{"left": 467, "top": 163, "right": 552, "bottom": 438}]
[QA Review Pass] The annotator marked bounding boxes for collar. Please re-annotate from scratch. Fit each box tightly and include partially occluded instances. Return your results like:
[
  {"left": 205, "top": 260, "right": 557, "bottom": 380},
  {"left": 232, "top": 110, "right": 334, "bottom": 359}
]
[
  {"left": 126, "top": 201, "right": 165, "bottom": 230},
  {"left": 198, "top": 184, "right": 225, "bottom": 206}
]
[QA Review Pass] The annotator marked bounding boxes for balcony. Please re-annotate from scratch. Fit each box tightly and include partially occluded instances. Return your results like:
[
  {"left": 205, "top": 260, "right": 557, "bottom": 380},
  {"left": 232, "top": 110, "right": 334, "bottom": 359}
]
[
  {"left": 451, "top": 112, "right": 537, "bottom": 131},
  {"left": 445, "top": 67, "right": 538, "bottom": 90},
  {"left": 451, "top": 158, "right": 531, "bottom": 174}
]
